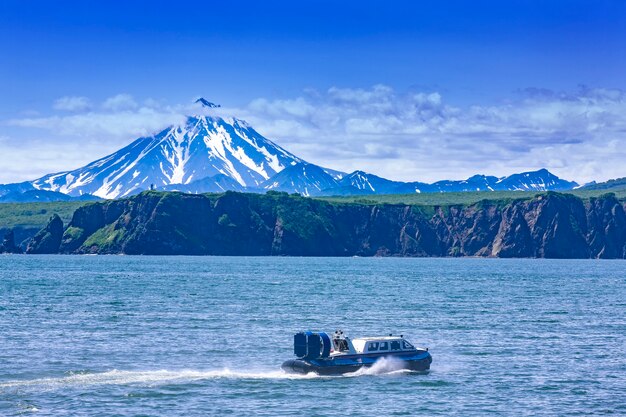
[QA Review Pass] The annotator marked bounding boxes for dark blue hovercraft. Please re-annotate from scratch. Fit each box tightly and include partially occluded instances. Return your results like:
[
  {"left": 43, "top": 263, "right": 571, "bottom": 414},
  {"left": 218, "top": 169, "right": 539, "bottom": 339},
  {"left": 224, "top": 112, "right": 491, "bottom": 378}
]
[{"left": 281, "top": 330, "right": 432, "bottom": 375}]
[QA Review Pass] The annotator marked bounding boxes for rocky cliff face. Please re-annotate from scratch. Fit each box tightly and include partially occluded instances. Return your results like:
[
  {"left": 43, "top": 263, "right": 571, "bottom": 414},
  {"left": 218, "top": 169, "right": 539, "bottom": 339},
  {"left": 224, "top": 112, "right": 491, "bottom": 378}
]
[
  {"left": 0, "top": 227, "right": 41, "bottom": 251},
  {"left": 26, "top": 214, "right": 64, "bottom": 254},
  {"left": 47, "top": 191, "right": 626, "bottom": 258},
  {"left": 0, "top": 229, "right": 22, "bottom": 254}
]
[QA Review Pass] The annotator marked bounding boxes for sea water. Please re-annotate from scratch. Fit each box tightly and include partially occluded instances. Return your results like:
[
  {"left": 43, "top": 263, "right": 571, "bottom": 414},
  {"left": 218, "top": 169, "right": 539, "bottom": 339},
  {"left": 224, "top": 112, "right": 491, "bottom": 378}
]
[{"left": 0, "top": 256, "right": 624, "bottom": 416}]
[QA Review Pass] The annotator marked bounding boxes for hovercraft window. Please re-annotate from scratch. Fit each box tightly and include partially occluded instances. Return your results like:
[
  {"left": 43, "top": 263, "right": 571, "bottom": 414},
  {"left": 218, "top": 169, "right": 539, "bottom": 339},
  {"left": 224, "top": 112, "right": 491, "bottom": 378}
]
[
  {"left": 390, "top": 341, "right": 401, "bottom": 351},
  {"left": 402, "top": 340, "right": 414, "bottom": 350},
  {"left": 379, "top": 342, "right": 389, "bottom": 351},
  {"left": 368, "top": 342, "right": 379, "bottom": 352}
]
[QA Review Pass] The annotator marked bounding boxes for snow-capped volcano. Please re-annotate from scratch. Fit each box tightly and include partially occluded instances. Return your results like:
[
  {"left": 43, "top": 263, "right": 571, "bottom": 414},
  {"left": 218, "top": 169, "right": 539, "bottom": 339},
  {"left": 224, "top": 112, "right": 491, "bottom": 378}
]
[
  {"left": 6, "top": 97, "right": 580, "bottom": 202},
  {"left": 32, "top": 100, "right": 301, "bottom": 199}
]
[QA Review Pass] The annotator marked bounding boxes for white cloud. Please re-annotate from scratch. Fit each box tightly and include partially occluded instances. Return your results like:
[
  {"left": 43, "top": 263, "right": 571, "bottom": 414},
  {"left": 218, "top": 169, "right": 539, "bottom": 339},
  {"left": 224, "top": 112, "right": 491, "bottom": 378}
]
[
  {"left": 0, "top": 135, "right": 112, "bottom": 183},
  {"left": 226, "top": 85, "right": 626, "bottom": 183},
  {"left": 9, "top": 96, "right": 191, "bottom": 140},
  {"left": 2, "top": 100, "right": 190, "bottom": 182},
  {"left": 3, "top": 86, "right": 626, "bottom": 184},
  {"left": 102, "top": 93, "right": 138, "bottom": 111},
  {"left": 10, "top": 109, "right": 186, "bottom": 139},
  {"left": 53, "top": 96, "right": 91, "bottom": 112}
]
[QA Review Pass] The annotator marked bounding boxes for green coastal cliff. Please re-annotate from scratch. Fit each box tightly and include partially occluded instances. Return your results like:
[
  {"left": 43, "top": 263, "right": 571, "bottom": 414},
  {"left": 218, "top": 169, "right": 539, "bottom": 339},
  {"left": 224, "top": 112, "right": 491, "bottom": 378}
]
[{"left": 20, "top": 190, "right": 626, "bottom": 258}]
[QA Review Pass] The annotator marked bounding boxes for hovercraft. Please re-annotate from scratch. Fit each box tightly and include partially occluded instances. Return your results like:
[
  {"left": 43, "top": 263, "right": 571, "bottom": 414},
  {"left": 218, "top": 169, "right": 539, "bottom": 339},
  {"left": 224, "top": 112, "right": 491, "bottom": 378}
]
[{"left": 281, "top": 330, "right": 432, "bottom": 375}]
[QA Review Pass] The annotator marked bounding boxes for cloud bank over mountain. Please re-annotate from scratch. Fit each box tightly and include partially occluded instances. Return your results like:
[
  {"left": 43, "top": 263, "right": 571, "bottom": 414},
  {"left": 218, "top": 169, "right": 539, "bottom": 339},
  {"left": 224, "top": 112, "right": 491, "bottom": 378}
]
[{"left": 3, "top": 85, "right": 626, "bottom": 184}]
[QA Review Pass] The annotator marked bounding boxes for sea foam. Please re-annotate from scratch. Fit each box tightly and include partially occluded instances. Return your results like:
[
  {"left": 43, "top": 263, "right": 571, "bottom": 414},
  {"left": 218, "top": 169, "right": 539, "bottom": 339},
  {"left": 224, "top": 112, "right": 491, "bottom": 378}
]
[{"left": 0, "top": 368, "right": 318, "bottom": 390}]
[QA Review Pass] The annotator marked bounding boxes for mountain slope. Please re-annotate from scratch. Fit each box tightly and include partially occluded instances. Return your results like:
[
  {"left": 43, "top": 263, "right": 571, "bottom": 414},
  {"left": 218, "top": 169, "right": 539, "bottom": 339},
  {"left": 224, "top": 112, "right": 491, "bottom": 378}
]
[
  {"left": 336, "top": 171, "right": 426, "bottom": 194},
  {"left": 262, "top": 162, "right": 340, "bottom": 196},
  {"left": 31, "top": 100, "right": 301, "bottom": 199},
  {"left": 429, "top": 175, "right": 500, "bottom": 192},
  {"left": 494, "top": 168, "right": 578, "bottom": 191},
  {"left": 161, "top": 174, "right": 247, "bottom": 194},
  {"left": 0, "top": 190, "right": 100, "bottom": 203},
  {"left": 0, "top": 182, "right": 36, "bottom": 198}
]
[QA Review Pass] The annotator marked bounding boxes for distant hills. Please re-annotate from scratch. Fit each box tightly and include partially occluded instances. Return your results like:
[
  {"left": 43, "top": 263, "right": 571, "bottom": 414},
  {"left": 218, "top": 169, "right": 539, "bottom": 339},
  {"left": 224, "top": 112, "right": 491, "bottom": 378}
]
[
  {"left": 284, "top": 166, "right": 579, "bottom": 196},
  {"left": 0, "top": 183, "right": 101, "bottom": 203},
  {"left": 580, "top": 177, "right": 626, "bottom": 192},
  {"left": 2, "top": 97, "right": 623, "bottom": 203}
]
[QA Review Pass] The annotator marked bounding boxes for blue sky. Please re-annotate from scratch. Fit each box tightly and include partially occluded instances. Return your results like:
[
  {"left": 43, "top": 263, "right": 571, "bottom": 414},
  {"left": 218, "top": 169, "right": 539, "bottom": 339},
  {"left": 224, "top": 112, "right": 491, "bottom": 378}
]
[{"left": 1, "top": 0, "right": 626, "bottom": 183}]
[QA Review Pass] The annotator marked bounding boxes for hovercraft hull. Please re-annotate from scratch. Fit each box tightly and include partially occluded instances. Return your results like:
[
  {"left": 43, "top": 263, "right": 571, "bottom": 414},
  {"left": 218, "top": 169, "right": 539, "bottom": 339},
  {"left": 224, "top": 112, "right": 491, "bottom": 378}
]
[{"left": 282, "top": 350, "right": 432, "bottom": 375}]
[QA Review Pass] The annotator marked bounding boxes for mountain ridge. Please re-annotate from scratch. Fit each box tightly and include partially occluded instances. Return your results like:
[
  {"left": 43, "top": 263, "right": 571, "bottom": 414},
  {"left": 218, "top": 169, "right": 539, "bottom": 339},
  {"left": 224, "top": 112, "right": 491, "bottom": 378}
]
[{"left": 0, "top": 98, "right": 591, "bottom": 201}]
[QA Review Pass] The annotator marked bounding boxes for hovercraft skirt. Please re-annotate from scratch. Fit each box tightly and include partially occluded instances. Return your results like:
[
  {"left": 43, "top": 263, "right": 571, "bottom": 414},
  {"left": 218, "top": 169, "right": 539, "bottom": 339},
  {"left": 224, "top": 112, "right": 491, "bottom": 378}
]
[{"left": 281, "top": 353, "right": 432, "bottom": 376}]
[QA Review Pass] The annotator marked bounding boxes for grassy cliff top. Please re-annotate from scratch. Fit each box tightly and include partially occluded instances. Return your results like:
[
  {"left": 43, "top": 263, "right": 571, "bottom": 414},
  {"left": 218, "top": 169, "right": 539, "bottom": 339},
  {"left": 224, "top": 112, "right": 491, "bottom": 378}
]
[
  {"left": 0, "top": 201, "right": 89, "bottom": 229},
  {"left": 316, "top": 188, "right": 626, "bottom": 206},
  {"left": 1, "top": 189, "right": 624, "bottom": 231}
]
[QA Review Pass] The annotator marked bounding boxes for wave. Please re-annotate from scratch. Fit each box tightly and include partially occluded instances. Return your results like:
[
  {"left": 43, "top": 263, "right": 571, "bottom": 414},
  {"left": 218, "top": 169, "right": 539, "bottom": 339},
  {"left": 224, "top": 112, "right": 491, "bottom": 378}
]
[
  {"left": 0, "top": 368, "right": 318, "bottom": 390},
  {"left": 346, "top": 356, "right": 415, "bottom": 377},
  {"left": 0, "top": 358, "right": 426, "bottom": 390}
]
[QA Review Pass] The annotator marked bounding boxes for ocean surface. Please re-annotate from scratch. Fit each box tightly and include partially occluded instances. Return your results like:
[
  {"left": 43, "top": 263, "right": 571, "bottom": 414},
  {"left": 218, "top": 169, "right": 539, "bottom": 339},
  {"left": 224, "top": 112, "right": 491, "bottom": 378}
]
[{"left": 0, "top": 256, "right": 624, "bottom": 416}]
